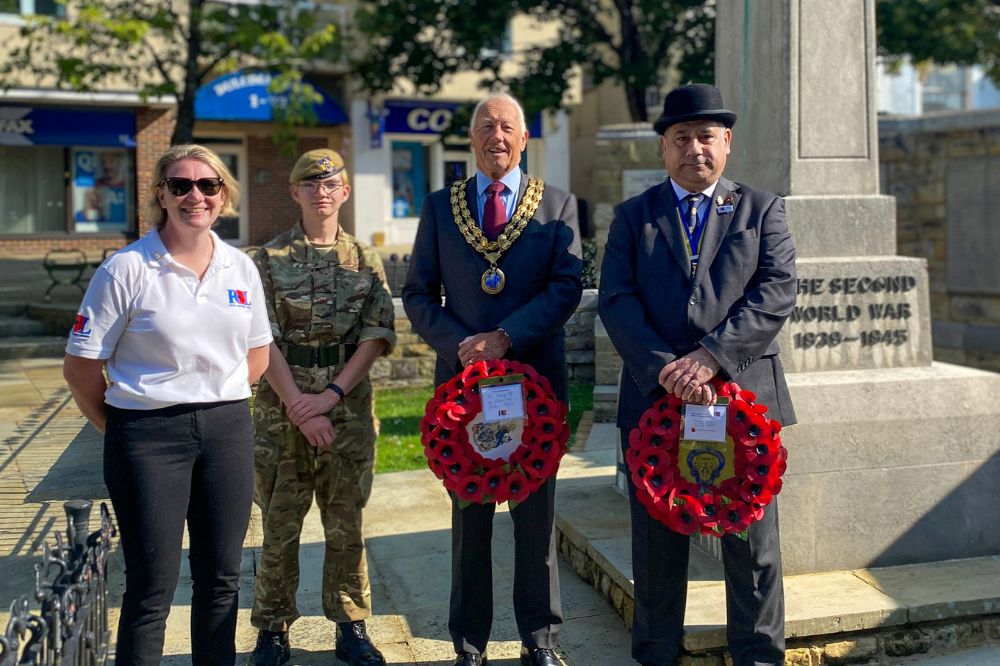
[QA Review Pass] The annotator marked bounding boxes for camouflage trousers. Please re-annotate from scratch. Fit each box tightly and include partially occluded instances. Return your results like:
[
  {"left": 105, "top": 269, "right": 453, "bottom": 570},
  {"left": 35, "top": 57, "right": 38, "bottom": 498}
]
[{"left": 251, "top": 382, "right": 377, "bottom": 631}]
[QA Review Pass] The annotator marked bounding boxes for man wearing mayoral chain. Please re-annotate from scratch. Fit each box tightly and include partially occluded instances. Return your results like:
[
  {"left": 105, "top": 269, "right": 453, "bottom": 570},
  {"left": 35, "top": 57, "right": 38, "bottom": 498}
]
[
  {"left": 402, "top": 92, "right": 583, "bottom": 666},
  {"left": 599, "top": 83, "right": 797, "bottom": 666}
]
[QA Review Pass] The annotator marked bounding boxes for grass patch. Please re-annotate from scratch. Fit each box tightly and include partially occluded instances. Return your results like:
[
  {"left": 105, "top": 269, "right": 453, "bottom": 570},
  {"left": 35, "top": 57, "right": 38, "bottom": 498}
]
[
  {"left": 374, "top": 384, "right": 434, "bottom": 474},
  {"left": 374, "top": 382, "right": 595, "bottom": 474}
]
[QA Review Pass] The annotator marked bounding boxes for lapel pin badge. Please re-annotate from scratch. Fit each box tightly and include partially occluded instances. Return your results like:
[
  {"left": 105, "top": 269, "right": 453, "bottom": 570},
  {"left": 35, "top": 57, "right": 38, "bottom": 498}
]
[{"left": 716, "top": 194, "right": 735, "bottom": 215}]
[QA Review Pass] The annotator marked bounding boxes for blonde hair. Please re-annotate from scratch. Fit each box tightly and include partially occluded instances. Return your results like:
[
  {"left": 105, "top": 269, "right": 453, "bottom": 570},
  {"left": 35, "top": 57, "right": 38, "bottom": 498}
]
[{"left": 145, "top": 144, "right": 240, "bottom": 229}]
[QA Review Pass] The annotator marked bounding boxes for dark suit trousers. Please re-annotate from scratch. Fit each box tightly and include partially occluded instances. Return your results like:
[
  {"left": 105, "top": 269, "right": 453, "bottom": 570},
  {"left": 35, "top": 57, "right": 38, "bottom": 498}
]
[
  {"left": 449, "top": 477, "right": 562, "bottom": 655},
  {"left": 622, "top": 432, "right": 784, "bottom": 666}
]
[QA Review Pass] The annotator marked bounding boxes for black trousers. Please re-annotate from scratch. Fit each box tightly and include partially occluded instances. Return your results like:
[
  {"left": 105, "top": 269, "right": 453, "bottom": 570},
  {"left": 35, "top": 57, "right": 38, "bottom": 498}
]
[
  {"left": 448, "top": 477, "right": 562, "bottom": 655},
  {"left": 104, "top": 400, "right": 254, "bottom": 666},
  {"left": 622, "top": 431, "right": 785, "bottom": 666}
]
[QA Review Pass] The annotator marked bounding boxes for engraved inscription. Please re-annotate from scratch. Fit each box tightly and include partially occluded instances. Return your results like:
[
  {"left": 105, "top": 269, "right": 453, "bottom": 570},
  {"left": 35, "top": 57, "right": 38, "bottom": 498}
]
[{"left": 779, "top": 266, "right": 930, "bottom": 373}]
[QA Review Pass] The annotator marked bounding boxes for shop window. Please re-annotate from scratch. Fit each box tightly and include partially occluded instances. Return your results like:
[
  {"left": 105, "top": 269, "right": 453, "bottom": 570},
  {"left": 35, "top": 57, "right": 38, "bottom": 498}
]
[
  {"left": 71, "top": 147, "right": 134, "bottom": 233},
  {"left": 0, "top": 0, "right": 63, "bottom": 16},
  {"left": 0, "top": 146, "right": 65, "bottom": 234},
  {"left": 391, "top": 141, "right": 429, "bottom": 218}
]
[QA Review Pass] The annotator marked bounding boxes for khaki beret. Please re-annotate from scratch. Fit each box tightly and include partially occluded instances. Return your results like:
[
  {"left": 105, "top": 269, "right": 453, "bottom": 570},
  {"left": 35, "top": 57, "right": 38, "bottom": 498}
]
[{"left": 289, "top": 148, "right": 348, "bottom": 184}]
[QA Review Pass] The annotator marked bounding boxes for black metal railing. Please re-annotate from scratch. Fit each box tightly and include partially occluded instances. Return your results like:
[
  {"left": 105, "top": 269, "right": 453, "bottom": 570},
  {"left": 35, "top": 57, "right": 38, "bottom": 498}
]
[
  {"left": 383, "top": 253, "right": 411, "bottom": 295},
  {"left": 0, "top": 500, "right": 117, "bottom": 666}
]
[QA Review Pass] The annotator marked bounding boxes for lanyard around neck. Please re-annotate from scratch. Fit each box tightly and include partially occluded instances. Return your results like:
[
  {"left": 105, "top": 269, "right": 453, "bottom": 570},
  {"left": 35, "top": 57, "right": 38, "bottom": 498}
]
[{"left": 679, "top": 198, "right": 707, "bottom": 280}]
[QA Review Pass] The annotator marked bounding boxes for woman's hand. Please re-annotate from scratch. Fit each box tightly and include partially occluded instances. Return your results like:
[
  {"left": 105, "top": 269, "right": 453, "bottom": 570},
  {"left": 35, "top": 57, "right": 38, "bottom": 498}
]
[
  {"left": 298, "top": 415, "right": 336, "bottom": 449},
  {"left": 286, "top": 390, "right": 340, "bottom": 426}
]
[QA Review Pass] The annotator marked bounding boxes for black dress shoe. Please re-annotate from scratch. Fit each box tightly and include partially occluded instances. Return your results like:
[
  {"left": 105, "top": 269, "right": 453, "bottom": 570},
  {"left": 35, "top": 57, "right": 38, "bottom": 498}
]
[
  {"left": 251, "top": 629, "right": 291, "bottom": 666},
  {"left": 453, "top": 652, "right": 488, "bottom": 666},
  {"left": 335, "top": 621, "right": 386, "bottom": 666},
  {"left": 520, "top": 646, "right": 563, "bottom": 666}
]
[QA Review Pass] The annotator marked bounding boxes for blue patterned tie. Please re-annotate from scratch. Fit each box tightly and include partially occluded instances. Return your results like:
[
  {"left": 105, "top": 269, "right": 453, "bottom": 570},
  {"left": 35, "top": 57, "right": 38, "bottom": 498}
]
[{"left": 685, "top": 193, "right": 703, "bottom": 236}]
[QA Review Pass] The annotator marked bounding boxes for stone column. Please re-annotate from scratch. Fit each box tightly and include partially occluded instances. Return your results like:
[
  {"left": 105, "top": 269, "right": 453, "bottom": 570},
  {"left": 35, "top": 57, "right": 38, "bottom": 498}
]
[{"left": 717, "top": 0, "right": 930, "bottom": 373}]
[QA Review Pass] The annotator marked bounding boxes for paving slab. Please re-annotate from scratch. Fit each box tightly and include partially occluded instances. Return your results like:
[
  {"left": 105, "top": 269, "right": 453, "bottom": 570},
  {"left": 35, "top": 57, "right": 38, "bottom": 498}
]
[{"left": 855, "top": 557, "right": 1000, "bottom": 623}]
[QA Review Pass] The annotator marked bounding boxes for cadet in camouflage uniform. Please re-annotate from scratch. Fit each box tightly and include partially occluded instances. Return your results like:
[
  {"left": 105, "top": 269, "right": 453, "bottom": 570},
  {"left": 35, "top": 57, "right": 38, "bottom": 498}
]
[{"left": 250, "top": 149, "right": 396, "bottom": 666}]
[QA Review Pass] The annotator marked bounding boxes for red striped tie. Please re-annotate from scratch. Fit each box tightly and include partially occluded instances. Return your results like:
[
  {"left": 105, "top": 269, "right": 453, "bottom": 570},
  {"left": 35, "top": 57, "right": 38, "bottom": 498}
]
[{"left": 483, "top": 181, "right": 506, "bottom": 241}]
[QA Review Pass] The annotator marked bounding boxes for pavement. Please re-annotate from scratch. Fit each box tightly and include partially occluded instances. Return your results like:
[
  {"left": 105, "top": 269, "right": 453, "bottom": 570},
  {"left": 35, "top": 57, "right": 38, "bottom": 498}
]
[{"left": 1, "top": 354, "right": 1000, "bottom": 664}]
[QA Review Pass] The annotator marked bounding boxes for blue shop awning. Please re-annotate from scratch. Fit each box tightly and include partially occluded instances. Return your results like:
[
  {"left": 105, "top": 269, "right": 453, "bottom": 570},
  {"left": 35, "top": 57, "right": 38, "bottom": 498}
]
[
  {"left": 0, "top": 106, "right": 136, "bottom": 147},
  {"left": 195, "top": 71, "right": 348, "bottom": 125}
]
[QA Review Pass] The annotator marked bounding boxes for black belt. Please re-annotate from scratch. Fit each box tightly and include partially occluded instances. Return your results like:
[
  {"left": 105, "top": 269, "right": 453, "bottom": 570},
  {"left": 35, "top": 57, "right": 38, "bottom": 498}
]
[{"left": 281, "top": 343, "right": 357, "bottom": 368}]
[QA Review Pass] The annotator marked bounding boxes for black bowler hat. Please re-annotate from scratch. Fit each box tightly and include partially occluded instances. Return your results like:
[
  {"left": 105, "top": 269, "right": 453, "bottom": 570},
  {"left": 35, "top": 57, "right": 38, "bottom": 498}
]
[{"left": 653, "top": 83, "right": 737, "bottom": 135}]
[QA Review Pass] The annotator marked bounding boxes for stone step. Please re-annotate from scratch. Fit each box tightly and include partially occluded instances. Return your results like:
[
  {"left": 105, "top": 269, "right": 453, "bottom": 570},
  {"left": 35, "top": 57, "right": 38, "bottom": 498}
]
[
  {"left": 0, "top": 304, "right": 26, "bottom": 317},
  {"left": 0, "top": 337, "right": 67, "bottom": 359},
  {"left": 555, "top": 438, "right": 1000, "bottom": 665},
  {"left": 0, "top": 316, "right": 45, "bottom": 337}
]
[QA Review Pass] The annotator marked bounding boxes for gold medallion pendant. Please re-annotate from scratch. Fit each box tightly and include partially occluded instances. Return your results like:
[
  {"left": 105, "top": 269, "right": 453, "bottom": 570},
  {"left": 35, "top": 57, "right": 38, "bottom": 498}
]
[
  {"left": 450, "top": 176, "right": 545, "bottom": 294},
  {"left": 481, "top": 266, "right": 506, "bottom": 294}
]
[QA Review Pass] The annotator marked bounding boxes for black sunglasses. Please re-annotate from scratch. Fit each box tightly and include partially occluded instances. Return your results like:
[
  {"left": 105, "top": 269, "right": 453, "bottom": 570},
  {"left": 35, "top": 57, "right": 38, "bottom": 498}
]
[{"left": 162, "top": 177, "right": 224, "bottom": 196}]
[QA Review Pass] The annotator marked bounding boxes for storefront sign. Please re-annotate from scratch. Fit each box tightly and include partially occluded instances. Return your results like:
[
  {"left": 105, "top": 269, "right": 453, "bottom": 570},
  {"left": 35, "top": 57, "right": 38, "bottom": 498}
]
[
  {"left": 384, "top": 100, "right": 544, "bottom": 137},
  {"left": 0, "top": 106, "right": 135, "bottom": 147},
  {"left": 194, "top": 71, "right": 348, "bottom": 125}
]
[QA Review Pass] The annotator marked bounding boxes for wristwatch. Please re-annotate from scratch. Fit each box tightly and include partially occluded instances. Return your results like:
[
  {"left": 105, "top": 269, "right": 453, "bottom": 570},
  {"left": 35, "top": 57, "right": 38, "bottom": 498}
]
[{"left": 325, "top": 382, "right": 346, "bottom": 399}]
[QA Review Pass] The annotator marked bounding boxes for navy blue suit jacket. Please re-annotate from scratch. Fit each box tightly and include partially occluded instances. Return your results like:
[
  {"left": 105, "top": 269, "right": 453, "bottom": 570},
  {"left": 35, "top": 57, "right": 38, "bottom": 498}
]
[
  {"left": 599, "top": 176, "right": 797, "bottom": 430},
  {"left": 402, "top": 173, "right": 583, "bottom": 401}
]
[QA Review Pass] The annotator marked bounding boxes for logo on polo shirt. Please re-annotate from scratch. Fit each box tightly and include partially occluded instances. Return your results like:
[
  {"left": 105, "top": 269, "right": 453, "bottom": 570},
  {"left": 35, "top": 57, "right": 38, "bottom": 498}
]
[
  {"left": 71, "top": 314, "right": 92, "bottom": 339},
  {"left": 227, "top": 289, "right": 252, "bottom": 309}
]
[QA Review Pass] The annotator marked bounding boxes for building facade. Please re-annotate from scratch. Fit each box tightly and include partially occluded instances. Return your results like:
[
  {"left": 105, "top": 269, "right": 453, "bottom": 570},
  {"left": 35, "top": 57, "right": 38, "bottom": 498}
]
[{"left": 0, "top": 3, "right": 576, "bottom": 256}]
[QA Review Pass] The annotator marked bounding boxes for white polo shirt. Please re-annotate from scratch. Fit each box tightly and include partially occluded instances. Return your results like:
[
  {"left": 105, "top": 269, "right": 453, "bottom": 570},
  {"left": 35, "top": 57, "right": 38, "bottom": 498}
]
[{"left": 66, "top": 228, "right": 273, "bottom": 410}]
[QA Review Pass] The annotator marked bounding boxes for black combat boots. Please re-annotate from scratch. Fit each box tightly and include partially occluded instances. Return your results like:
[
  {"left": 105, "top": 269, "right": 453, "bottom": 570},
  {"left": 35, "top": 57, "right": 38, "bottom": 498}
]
[
  {"left": 251, "top": 629, "right": 291, "bottom": 666},
  {"left": 335, "top": 620, "right": 386, "bottom": 666}
]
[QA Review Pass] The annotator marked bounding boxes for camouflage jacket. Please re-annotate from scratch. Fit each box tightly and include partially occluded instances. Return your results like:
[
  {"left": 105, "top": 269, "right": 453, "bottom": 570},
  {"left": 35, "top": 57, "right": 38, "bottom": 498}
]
[{"left": 253, "top": 224, "right": 396, "bottom": 382}]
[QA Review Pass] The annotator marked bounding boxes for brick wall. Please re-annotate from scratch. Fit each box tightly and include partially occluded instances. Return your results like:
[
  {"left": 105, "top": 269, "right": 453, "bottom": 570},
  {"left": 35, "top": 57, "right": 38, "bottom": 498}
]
[
  {"left": 245, "top": 135, "right": 328, "bottom": 246},
  {"left": 136, "top": 106, "right": 176, "bottom": 235},
  {"left": 879, "top": 112, "right": 1000, "bottom": 373}
]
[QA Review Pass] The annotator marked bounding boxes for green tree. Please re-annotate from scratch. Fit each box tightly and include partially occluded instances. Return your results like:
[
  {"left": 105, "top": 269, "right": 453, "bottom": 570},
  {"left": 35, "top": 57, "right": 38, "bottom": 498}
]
[
  {"left": 0, "top": 0, "right": 340, "bottom": 146},
  {"left": 876, "top": 0, "right": 1000, "bottom": 84},
  {"left": 352, "top": 0, "right": 716, "bottom": 122}
]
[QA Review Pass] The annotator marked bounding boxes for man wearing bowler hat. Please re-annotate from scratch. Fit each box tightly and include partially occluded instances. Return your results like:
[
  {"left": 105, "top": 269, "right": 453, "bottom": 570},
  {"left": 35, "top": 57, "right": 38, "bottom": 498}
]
[{"left": 598, "top": 83, "right": 797, "bottom": 665}]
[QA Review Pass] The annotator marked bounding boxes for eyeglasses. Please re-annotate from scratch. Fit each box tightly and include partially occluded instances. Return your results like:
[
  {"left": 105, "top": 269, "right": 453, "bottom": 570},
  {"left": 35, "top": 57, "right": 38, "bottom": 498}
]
[
  {"left": 298, "top": 181, "right": 343, "bottom": 195},
  {"left": 162, "top": 177, "right": 225, "bottom": 197}
]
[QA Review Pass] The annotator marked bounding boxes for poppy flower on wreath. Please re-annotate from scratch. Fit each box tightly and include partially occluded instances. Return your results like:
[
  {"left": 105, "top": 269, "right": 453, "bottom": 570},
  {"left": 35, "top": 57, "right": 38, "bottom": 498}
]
[
  {"left": 421, "top": 360, "right": 570, "bottom": 507},
  {"left": 456, "top": 474, "right": 486, "bottom": 503},
  {"left": 625, "top": 378, "right": 787, "bottom": 538}
]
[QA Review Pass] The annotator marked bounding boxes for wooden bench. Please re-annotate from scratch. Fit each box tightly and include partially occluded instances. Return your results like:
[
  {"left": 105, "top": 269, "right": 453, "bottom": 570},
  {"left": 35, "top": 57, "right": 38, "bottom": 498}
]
[{"left": 42, "top": 248, "right": 117, "bottom": 302}]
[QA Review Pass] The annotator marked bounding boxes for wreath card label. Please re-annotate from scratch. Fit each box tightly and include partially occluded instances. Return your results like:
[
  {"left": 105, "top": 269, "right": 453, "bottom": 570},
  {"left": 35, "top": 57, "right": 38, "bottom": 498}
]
[
  {"left": 480, "top": 374, "right": 526, "bottom": 423},
  {"left": 682, "top": 398, "right": 728, "bottom": 442}
]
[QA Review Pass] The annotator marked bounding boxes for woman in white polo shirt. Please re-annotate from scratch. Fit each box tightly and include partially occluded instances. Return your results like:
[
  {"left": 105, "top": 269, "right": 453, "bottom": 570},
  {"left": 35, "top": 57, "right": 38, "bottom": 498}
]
[{"left": 63, "top": 144, "right": 273, "bottom": 665}]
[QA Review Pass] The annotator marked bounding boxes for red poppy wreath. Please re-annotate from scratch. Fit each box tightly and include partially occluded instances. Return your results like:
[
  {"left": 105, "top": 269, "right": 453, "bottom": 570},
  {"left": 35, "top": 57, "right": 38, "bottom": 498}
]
[
  {"left": 626, "top": 379, "right": 787, "bottom": 538},
  {"left": 420, "top": 359, "right": 570, "bottom": 507}
]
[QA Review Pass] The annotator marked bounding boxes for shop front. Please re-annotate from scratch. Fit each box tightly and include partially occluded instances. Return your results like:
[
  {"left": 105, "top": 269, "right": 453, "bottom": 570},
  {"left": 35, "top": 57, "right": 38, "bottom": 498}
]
[
  {"left": 350, "top": 97, "right": 570, "bottom": 248},
  {"left": 192, "top": 70, "right": 350, "bottom": 247},
  {"left": 0, "top": 104, "right": 138, "bottom": 252}
]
